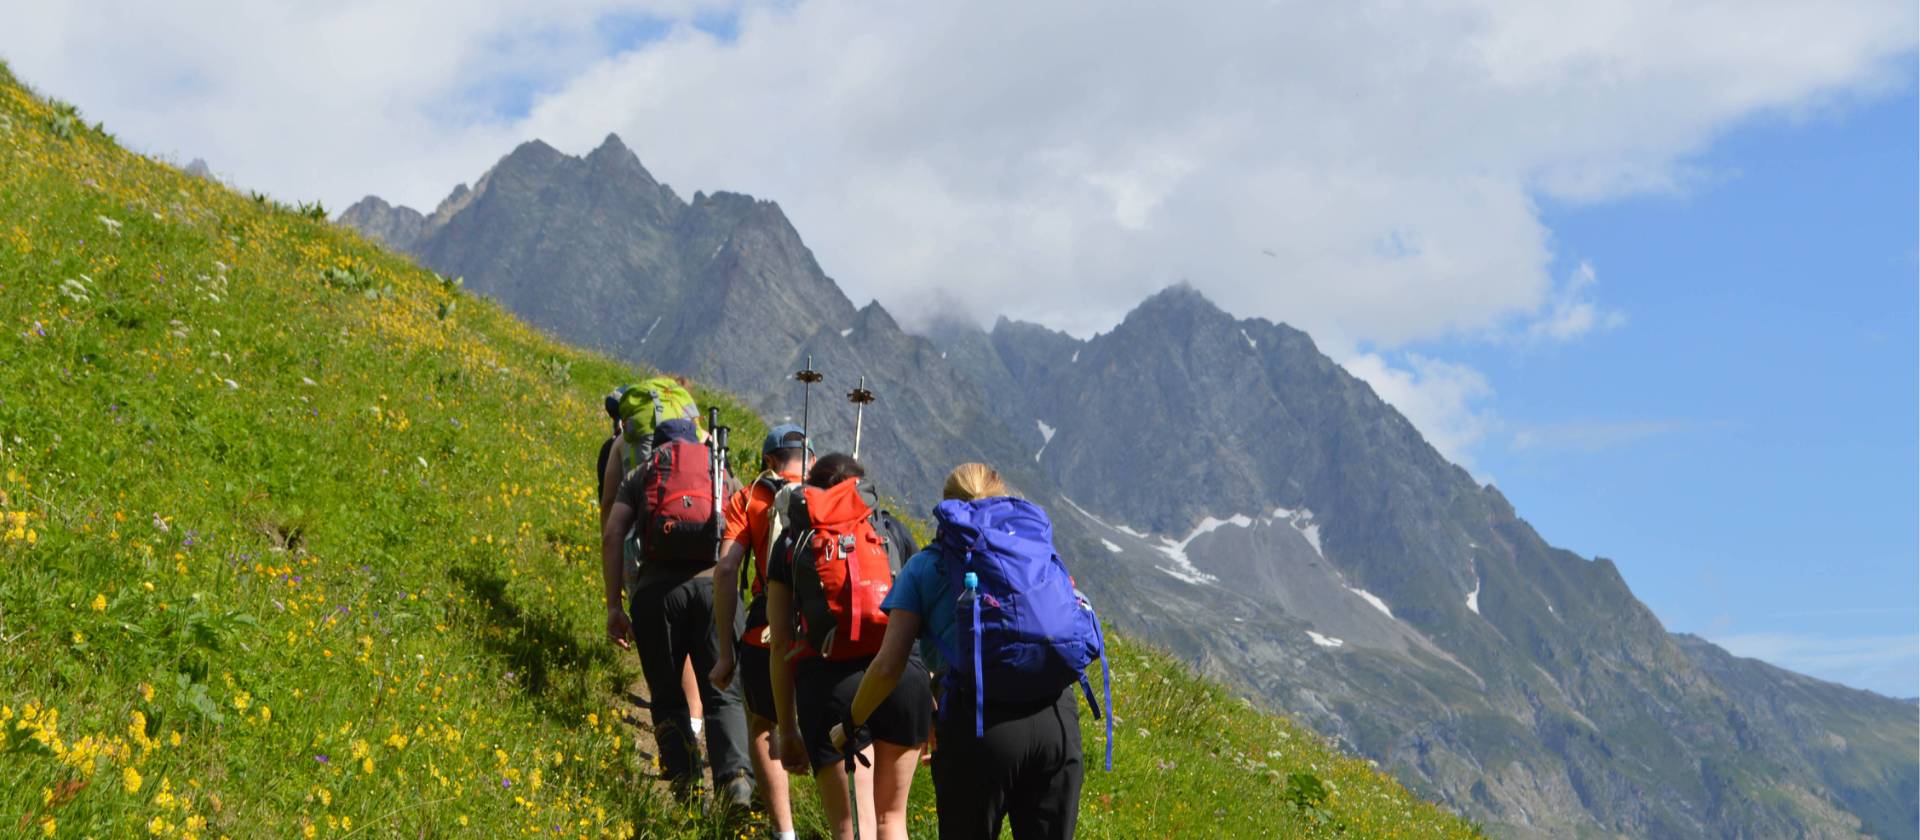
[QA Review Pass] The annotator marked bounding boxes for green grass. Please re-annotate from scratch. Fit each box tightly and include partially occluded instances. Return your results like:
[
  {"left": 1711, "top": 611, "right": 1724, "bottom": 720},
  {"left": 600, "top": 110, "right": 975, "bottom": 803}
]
[{"left": 0, "top": 60, "right": 1479, "bottom": 839}]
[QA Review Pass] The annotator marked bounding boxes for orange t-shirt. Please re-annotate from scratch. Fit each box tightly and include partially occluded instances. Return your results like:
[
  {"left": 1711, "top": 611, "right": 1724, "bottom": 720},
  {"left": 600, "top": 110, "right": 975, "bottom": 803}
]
[{"left": 722, "top": 467, "right": 803, "bottom": 646}]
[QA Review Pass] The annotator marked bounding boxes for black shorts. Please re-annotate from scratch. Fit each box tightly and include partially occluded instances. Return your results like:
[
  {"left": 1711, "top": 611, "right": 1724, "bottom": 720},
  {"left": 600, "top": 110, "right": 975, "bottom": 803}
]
[
  {"left": 737, "top": 640, "right": 776, "bottom": 723},
  {"left": 795, "top": 656, "right": 933, "bottom": 770}
]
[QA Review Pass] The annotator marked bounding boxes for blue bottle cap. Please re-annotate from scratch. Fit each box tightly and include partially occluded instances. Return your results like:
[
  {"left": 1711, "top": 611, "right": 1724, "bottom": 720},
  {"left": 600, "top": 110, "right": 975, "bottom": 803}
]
[{"left": 963, "top": 572, "right": 979, "bottom": 590}]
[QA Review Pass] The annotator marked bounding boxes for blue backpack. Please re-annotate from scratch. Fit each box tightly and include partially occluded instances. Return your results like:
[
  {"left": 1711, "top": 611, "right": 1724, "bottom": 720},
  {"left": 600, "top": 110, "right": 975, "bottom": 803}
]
[{"left": 932, "top": 496, "right": 1114, "bottom": 770}]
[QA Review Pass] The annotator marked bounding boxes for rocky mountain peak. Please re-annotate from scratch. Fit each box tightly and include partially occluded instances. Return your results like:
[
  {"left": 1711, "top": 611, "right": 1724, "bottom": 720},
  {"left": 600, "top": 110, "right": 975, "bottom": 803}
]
[
  {"left": 1122, "top": 281, "right": 1232, "bottom": 330},
  {"left": 853, "top": 300, "right": 902, "bottom": 335},
  {"left": 584, "top": 132, "right": 658, "bottom": 184},
  {"left": 337, "top": 194, "right": 427, "bottom": 252}
]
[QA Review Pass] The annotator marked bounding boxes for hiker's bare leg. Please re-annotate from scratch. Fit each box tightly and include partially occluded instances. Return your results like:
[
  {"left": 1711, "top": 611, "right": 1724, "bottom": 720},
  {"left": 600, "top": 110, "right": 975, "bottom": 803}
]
[
  {"left": 749, "top": 713, "right": 793, "bottom": 832},
  {"left": 683, "top": 659, "right": 703, "bottom": 722},
  {"left": 814, "top": 744, "right": 876, "bottom": 840},
  {"left": 873, "top": 741, "right": 921, "bottom": 840}
]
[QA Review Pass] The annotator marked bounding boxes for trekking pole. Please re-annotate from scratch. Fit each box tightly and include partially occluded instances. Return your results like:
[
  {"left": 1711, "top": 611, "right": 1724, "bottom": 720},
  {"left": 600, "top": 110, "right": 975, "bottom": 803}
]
[
  {"left": 842, "top": 738, "right": 872, "bottom": 840},
  {"left": 794, "top": 355, "right": 822, "bottom": 475},
  {"left": 708, "top": 406, "right": 726, "bottom": 564},
  {"left": 846, "top": 376, "right": 875, "bottom": 461}
]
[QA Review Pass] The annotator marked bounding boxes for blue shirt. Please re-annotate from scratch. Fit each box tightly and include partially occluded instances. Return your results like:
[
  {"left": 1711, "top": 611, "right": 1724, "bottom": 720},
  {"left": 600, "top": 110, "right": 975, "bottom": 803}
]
[{"left": 880, "top": 548, "right": 956, "bottom": 673}]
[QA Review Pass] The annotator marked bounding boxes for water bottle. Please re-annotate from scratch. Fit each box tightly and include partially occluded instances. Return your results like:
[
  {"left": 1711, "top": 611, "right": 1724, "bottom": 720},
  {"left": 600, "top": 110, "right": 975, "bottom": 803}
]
[{"left": 960, "top": 571, "right": 984, "bottom": 736}]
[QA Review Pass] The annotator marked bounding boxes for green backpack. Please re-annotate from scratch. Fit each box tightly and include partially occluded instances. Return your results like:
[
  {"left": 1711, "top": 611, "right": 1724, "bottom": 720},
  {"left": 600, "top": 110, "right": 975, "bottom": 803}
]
[{"left": 617, "top": 377, "right": 700, "bottom": 471}]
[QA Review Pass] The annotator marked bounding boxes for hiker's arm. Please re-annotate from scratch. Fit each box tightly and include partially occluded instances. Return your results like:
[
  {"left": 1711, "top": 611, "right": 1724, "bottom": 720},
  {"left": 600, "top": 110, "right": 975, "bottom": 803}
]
[
  {"left": 598, "top": 438, "right": 624, "bottom": 526},
  {"left": 709, "top": 539, "right": 746, "bottom": 687},
  {"left": 847, "top": 610, "right": 921, "bottom": 730},
  {"left": 601, "top": 501, "right": 634, "bottom": 648},
  {"left": 766, "top": 580, "right": 808, "bottom": 771}
]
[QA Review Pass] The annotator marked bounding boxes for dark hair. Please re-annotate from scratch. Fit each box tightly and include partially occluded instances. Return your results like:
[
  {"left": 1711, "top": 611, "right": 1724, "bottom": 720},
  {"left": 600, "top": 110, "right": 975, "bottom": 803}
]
[
  {"left": 767, "top": 432, "right": 808, "bottom": 468},
  {"left": 806, "top": 452, "right": 865, "bottom": 489}
]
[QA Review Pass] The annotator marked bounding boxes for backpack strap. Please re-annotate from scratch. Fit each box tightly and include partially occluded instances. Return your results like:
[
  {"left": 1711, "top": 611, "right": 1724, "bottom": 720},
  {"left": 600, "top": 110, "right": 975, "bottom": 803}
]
[
  {"left": 788, "top": 527, "right": 837, "bottom": 656},
  {"left": 969, "top": 563, "right": 984, "bottom": 739},
  {"left": 1085, "top": 609, "right": 1113, "bottom": 771}
]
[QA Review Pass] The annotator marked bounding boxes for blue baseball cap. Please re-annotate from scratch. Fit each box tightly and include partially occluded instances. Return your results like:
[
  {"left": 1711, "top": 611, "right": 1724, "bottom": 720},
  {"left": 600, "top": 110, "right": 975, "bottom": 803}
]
[{"left": 762, "top": 424, "right": 811, "bottom": 456}]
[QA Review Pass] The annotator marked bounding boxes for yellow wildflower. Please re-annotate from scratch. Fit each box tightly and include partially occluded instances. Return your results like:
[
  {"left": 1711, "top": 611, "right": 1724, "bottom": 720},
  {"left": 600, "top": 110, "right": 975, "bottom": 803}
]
[
  {"left": 91, "top": 593, "right": 107, "bottom": 612},
  {"left": 232, "top": 691, "right": 250, "bottom": 712},
  {"left": 39, "top": 816, "right": 54, "bottom": 837},
  {"left": 124, "top": 765, "right": 143, "bottom": 793}
]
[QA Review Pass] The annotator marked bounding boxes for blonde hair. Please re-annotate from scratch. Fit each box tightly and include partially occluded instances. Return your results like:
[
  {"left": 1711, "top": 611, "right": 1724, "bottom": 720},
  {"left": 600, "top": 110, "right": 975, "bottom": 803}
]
[{"left": 943, "top": 463, "right": 1008, "bottom": 501}]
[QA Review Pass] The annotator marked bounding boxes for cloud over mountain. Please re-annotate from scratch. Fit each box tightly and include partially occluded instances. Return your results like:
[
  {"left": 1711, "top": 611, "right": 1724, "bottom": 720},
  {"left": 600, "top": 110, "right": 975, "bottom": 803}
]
[{"left": 5, "top": 0, "right": 1911, "bottom": 349}]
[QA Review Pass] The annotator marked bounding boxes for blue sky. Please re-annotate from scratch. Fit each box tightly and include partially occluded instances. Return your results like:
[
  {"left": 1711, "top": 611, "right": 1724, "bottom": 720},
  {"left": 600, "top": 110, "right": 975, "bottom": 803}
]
[
  {"left": 1422, "top": 87, "right": 1919, "bottom": 696},
  {"left": 3, "top": 0, "right": 1913, "bottom": 694}
]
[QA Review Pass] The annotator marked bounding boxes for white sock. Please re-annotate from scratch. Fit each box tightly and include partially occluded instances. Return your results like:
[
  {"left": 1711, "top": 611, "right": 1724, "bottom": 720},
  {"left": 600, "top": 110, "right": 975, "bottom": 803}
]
[
  {"left": 776, "top": 833, "right": 797, "bottom": 840},
  {"left": 689, "top": 717, "right": 704, "bottom": 737}
]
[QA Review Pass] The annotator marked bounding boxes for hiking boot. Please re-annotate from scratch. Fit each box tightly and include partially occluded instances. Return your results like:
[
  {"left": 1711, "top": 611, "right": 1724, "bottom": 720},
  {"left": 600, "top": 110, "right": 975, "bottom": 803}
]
[{"left": 716, "top": 773, "right": 756, "bottom": 813}]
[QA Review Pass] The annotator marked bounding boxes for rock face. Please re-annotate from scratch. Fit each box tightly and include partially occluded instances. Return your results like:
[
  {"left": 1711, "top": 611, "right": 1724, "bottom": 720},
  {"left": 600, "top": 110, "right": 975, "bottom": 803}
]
[
  {"left": 341, "top": 138, "right": 1918, "bottom": 839},
  {"left": 336, "top": 195, "right": 427, "bottom": 253}
]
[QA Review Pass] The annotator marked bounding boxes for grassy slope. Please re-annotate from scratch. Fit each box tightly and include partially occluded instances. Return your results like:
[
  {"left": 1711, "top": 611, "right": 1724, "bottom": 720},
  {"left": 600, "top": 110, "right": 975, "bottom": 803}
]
[{"left": 0, "top": 63, "right": 1478, "bottom": 839}]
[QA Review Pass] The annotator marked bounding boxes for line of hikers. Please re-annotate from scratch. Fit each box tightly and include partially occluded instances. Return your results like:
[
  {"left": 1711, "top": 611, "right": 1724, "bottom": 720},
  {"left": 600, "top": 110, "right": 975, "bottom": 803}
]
[{"left": 595, "top": 375, "right": 1110, "bottom": 840}]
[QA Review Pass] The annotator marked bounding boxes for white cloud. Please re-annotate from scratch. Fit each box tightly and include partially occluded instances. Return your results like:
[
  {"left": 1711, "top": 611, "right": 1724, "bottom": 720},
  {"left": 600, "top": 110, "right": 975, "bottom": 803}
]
[
  {"left": 3, "top": 0, "right": 1910, "bottom": 348},
  {"left": 1712, "top": 632, "right": 1920, "bottom": 698},
  {"left": 1342, "top": 352, "right": 1496, "bottom": 468},
  {"left": 1522, "top": 262, "right": 1627, "bottom": 344}
]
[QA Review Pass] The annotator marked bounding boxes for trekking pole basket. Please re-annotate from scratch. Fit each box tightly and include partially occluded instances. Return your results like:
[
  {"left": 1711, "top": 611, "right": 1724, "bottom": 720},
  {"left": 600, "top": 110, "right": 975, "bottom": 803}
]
[
  {"left": 847, "top": 375, "right": 875, "bottom": 460},
  {"left": 794, "top": 355, "right": 823, "bottom": 474}
]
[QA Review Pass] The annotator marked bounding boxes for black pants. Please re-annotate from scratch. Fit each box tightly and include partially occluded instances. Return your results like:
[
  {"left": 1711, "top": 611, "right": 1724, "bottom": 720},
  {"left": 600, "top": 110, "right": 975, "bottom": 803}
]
[
  {"left": 630, "top": 575, "right": 749, "bottom": 789},
  {"left": 931, "top": 687, "right": 1083, "bottom": 840}
]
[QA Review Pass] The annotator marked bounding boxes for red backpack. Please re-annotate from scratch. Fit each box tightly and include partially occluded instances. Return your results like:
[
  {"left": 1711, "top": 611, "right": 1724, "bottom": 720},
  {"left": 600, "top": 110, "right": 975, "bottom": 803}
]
[
  {"left": 790, "top": 479, "right": 909, "bottom": 660},
  {"left": 638, "top": 437, "right": 723, "bottom": 571}
]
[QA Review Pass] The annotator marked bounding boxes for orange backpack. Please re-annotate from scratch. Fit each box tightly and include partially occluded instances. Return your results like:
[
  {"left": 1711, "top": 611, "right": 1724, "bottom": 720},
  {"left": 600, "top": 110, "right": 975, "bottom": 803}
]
[{"left": 789, "top": 479, "right": 909, "bottom": 660}]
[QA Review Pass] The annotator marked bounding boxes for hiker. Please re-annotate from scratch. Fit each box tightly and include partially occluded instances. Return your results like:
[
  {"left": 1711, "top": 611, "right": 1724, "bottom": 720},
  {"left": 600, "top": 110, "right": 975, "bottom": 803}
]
[
  {"left": 601, "top": 415, "right": 753, "bottom": 805},
  {"left": 829, "top": 463, "right": 1106, "bottom": 840},
  {"left": 707, "top": 424, "right": 811, "bottom": 839},
  {"left": 598, "top": 384, "right": 706, "bottom": 740},
  {"left": 766, "top": 453, "right": 930, "bottom": 840}
]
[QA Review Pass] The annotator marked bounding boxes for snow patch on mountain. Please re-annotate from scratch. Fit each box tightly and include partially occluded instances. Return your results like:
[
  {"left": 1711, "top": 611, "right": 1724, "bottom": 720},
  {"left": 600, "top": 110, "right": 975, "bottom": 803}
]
[
  {"left": 1149, "top": 514, "right": 1256, "bottom": 586},
  {"left": 1101, "top": 539, "right": 1123, "bottom": 554},
  {"left": 1466, "top": 577, "right": 1481, "bottom": 615},
  {"left": 1307, "top": 631, "right": 1345, "bottom": 649},
  {"left": 840, "top": 328, "right": 853, "bottom": 337},
  {"left": 1271, "top": 507, "right": 1323, "bottom": 556},
  {"left": 639, "top": 315, "right": 662, "bottom": 345},
  {"left": 1035, "top": 419, "right": 1056, "bottom": 462},
  {"left": 1241, "top": 328, "right": 1258, "bottom": 350},
  {"left": 1071, "top": 349, "right": 1080, "bottom": 363},
  {"left": 1348, "top": 587, "right": 1394, "bottom": 618}
]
